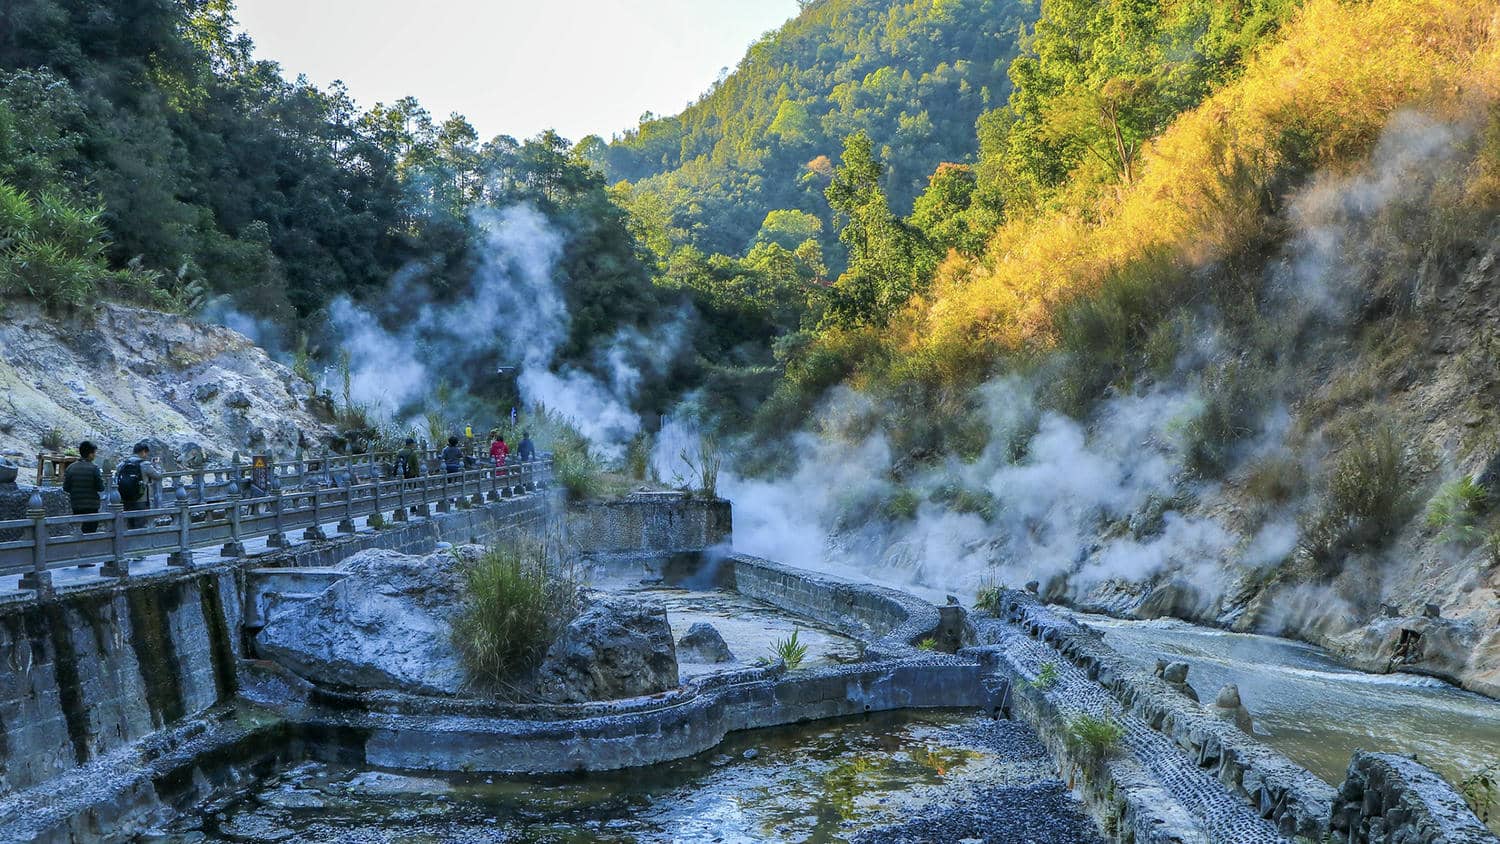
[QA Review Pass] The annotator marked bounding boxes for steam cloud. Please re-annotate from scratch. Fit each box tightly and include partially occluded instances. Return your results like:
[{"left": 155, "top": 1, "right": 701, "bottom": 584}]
[{"left": 675, "top": 109, "right": 1481, "bottom": 623}]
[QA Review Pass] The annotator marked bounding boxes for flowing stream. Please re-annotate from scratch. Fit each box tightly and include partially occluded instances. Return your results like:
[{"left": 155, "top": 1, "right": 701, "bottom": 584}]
[{"left": 1078, "top": 612, "right": 1500, "bottom": 820}]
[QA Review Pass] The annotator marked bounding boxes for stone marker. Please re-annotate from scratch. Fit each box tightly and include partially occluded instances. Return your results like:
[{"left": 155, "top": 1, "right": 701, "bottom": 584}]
[{"left": 1211, "top": 683, "right": 1255, "bottom": 733}]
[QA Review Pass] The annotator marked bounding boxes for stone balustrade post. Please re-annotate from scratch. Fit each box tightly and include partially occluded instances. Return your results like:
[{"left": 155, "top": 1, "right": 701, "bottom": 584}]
[
  {"left": 266, "top": 476, "right": 287, "bottom": 548},
  {"left": 220, "top": 479, "right": 245, "bottom": 558},
  {"left": 414, "top": 471, "right": 432, "bottom": 519},
  {"left": 488, "top": 462, "right": 501, "bottom": 502},
  {"left": 337, "top": 472, "right": 357, "bottom": 534},
  {"left": 304, "top": 484, "right": 327, "bottom": 542},
  {"left": 193, "top": 468, "right": 206, "bottom": 504},
  {"left": 436, "top": 468, "right": 452, "bottom": 514},
  {"left": 100, "top": 490, "right": 130, "bottom": 577},
  {"left": 18, "top": 491, "right": 52, "bottom": 595},
  {"left": 168, "top": 484, "right": 194, "bottom": 567},
  {"left": 392, "top": 470, "right": 409, "bottom": 523}
]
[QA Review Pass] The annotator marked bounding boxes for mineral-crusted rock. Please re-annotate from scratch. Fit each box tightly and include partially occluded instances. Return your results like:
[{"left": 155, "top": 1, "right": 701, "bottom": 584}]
[
  {"left": 537, "top": 594, "right": 678, "bottom": 702},
  {"left": 677, "top": 621, "right": 734, "bottom": 663},
  {"left": 256, "top": 545, "right": 486, "bottom": 695}
]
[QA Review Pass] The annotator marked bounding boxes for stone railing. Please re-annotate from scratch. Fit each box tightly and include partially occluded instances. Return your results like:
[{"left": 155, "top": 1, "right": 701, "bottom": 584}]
[{"left": 0, "top": 458, "right": 553, "bottom": 587}]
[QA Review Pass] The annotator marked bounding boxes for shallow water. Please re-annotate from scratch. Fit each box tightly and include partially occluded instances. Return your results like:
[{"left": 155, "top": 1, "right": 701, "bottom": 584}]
[
  {"left": 1081, "top": 613, "right": 1500, "bottom": 807},
  {"left": 631, "top": 585, "right": 863, "bottom": 677},
  {"left": 187, "top": 711, "right": 1055, "bottom": 844}
]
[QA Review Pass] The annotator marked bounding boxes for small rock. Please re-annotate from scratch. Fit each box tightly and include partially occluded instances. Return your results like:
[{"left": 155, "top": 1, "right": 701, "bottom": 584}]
[
  {"left": 1380, "top": 603, "right": 1401, "bottom": 618},
  {"left": 1024, "top": 580, "right": 1040, "bottom": 594},
  {"left": 1422, "top": 603, "right": 1441, "bottom": 619},
  {"left": 1161, "top": 661, "right": 1190, "bottom": 685},
  {"left": 743, "top": 748, "right": 760, "bottom": 760},
  {"left": 224, "top": 390, "right": 252, "bottom": 409},
  {"left": 677, "top": 621, "right": 735, "bottom": 664}
]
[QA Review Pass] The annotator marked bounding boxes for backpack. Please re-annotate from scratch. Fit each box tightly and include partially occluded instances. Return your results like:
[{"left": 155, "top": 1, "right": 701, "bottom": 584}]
[{"left": 117, "top": 461, "right": 144, "bottom": 502}]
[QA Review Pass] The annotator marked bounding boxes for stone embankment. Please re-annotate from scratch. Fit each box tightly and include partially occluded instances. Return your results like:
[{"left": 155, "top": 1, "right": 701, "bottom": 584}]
[{"left": 972, "top": 588, "right": 1497, "bottom": 844}]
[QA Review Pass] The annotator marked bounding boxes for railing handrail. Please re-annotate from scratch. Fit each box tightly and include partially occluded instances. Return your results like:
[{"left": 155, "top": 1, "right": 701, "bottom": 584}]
[{"left": 0, "top": 456, "right": 554, "bottom": 587}]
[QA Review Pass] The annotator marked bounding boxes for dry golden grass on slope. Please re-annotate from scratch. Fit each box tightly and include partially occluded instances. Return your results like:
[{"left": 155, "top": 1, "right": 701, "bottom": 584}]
[{"left": 897, "top": 0, "right": 1499, "bottom": 384}]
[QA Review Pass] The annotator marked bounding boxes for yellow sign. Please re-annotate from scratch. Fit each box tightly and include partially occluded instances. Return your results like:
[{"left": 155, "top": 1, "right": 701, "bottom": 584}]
[{"left": 465, "top": 425, "right": 473, "bottom": 438}]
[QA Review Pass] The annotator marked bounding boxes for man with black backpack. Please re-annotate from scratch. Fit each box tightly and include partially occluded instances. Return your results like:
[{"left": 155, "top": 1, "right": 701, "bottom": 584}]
[{"left": 117, "top": 442, "right": 162, "bottom": 529}]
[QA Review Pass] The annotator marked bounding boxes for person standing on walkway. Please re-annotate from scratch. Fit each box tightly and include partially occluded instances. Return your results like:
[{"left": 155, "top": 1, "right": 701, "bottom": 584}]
[
  {"left": 489, "top": 432, "right": 509, "bottom": 475},
  {"left": 441, "top": 436, "right": 465, "bottom": 475},
  {"left": 117, "top": 441, "right": 162, "bottom": 529},
  {"left": 63, "top": 441, "right": 104, "bottom": 535},
  {"left": 396, "top": 438, "right": 420, "bottom": 479},
  {"left": 517, "top": 430, "right": 536, "bottom": 463}
]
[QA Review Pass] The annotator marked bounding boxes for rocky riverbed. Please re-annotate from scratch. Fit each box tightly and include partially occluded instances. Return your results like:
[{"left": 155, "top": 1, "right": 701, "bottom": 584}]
[{"left": 178, "top": 711, "right": 1099, "bottom": 844}]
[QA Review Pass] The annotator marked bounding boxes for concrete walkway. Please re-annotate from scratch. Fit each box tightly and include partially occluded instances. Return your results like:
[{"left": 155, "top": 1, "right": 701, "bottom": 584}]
[{"left": 0, "top": 496, "right": 529, "bottom": 603}]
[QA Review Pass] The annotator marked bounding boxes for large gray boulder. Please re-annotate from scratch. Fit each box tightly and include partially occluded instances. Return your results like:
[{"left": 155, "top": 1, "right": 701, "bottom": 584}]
[
  {"left": 257, "top": 546, "right": 485, "bottom": 695},
  {"left": 537, "top": 594, "right": 679, "bottom": 703}
]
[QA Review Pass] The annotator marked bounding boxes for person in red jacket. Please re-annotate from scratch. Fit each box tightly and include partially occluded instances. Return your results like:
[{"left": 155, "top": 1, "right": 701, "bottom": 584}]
[{"left": 489, "top": 431, "right": 509, "bottom": 476}]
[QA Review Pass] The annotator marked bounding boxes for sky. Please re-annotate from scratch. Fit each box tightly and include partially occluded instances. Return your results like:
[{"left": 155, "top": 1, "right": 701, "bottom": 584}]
[{"left": 232, "top": 0, "right": 804, "bottom": 144}]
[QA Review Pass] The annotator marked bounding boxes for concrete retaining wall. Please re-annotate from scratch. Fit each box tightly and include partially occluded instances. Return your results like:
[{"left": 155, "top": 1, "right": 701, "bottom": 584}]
[
  {"left": 989, "top": 590, "right": 1336, "bottom": 840},
  {"left": 727, "top": 553, "right": 944, "bottom": 657},
  {"left": 350, "top": 659, "right": 994, "bottom": 773},
  {"left": 0, "top": 565, "right": 241, "bottom": 797},
  {"left": 1332, "top": 752, "right": 1499, "bottom": 844},
  {"left": 567, "top": 494, "right": 731, "bottom": 562}
]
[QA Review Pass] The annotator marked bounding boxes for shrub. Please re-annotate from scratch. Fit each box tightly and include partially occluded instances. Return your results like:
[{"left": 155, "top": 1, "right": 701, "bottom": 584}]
[
  {"left": 678, "top": 433, "right": 722, "bottom": 498},
  {"left": 1243, "top": 453, "right": 1305, "bottom": 507},
  {"left": 1424, "top": 476, "right": 1487, "bottom": 545},
  {"left": 1184, "top": 362, "right": 1262, "bottom": 479},
  {"left": 772, "top": 629, "right": 809, "bottom": 670},
  {"left": 626, "top": 432, "right": 652, "bottom": 481},
  {"left": 1459, "top": 762, "right": 1497, "bottom": 824},
  {"left": 1301, "top": 426, "right": 1412, "bottom": 571},
  {"left": 1025, "top": 661, "right": 1060, "bottom": 690},
  {"left": 916, "top": 637, "right": 938, "bottom": 651},
  {"left": 529, "top": 404, "right": 602, "bottom": 501},
  {"left": 880, "top": 486, "right": 920, "bottom": 521},
  {"left": 974, "top": 585, "right": 1003, "bottom": 614},
  {"left": 39, "top": 427, "right": 65, "bottom": 451},
  {"left": 1065, "top": 714, "right": 1124, "bottom": 762},
  {"left": 450, "top": 539, "right": 579, "bottom": 689}
]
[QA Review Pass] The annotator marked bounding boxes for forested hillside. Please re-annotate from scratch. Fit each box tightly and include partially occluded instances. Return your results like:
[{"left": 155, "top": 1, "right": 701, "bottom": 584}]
[
  {"left": 721, "top": 0, "right": 1500, "bottom": 697},
  {"left": 0, "top": 0, "right": 660, "bottom": 386},
  {"left": 598, "top": 0, "right": 1033, "bottom": 264}
]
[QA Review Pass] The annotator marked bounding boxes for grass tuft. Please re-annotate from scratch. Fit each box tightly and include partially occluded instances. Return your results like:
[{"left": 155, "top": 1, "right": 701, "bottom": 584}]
[
  {"left": 772, "top": 629, "right": 809, "bottom": 670},
  {"left": 1065, "top": 714, "right": 1124, "bottom": 762},
  {"left": 450, "top": 538, "right": 579, "bottom": 689}
]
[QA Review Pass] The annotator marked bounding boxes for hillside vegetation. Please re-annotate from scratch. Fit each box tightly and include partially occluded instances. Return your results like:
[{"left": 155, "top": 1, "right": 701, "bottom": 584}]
[{"left": 741, "top": 0, "right": 1500, "bottom": 697}]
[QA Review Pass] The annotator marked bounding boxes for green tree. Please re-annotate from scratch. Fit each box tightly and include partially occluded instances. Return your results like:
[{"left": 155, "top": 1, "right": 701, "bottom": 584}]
[{"left": 823, "top": 132, "right": 936, "bottom": 327}]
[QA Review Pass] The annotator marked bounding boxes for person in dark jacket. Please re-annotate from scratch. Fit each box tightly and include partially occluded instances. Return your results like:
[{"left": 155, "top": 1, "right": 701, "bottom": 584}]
[
  {"left": 63, "top": 441, "right": 104, "bottom": 534},
  {"left": 517, "top": 430, "right": 536, "bottom": 463},
  {"left": 440, "top": 436, "right": 465, "bottom": 474},
  {"left": 117, "top": 442, "right": 162, "bottom": 529},
  {"left": 396, "top": 438, "right": 420, "bottom": 479}
]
